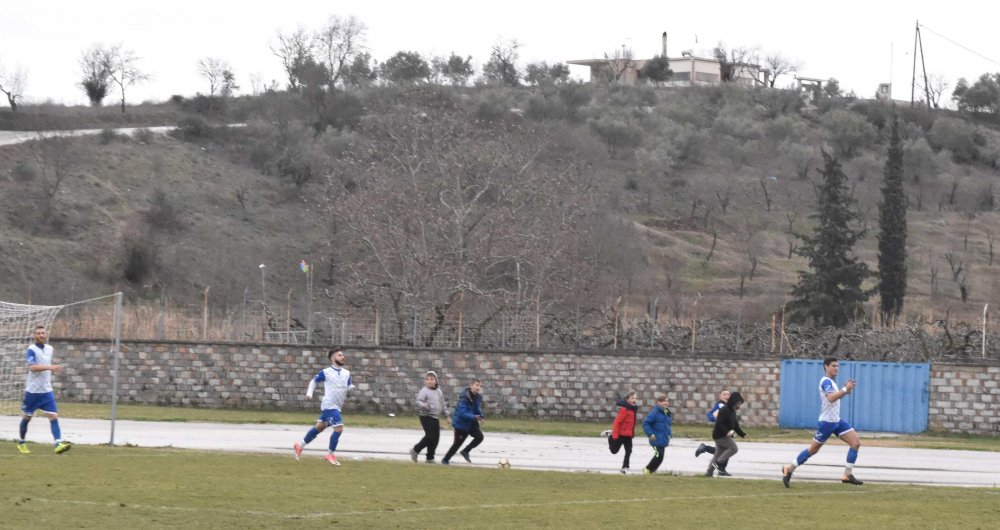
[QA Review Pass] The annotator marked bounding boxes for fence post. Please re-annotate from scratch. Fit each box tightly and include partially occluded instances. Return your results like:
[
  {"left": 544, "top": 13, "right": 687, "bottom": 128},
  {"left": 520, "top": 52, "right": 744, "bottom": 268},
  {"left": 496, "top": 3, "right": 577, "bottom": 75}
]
[
  {"left": 501, "top": 314, "right": 507, "bottom": 349},
  {"left": 984, "top": 303, "right": 989, "bottom": 358},
  {"left": 613, "top": 296, "right": 622, "bottom": 350},
  {"left": 242, "top": 287, "right": 248, "bottom": 340},
  {"left": 691, "top": 293, "right": 701, "bottom": 352},
  {"left": 202, "top": 286, "right": 210, "bottom": 340},
  {"left": 457, "top": 312, "right": 463, "bottom": 348},
  {"left": 535, "top": 297, "right": 541, "bottom": 348},
  {"left": 286, "top": 288, "right": 292, "bottom": 333},
  {"left": 412, "top": 306, "right": 418, "bottom": 347}
]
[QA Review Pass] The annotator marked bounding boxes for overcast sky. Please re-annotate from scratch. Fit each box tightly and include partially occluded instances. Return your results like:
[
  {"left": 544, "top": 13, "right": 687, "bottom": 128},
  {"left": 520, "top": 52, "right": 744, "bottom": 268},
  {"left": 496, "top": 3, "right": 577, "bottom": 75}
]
[{"left": 3, "top": 0, "right": 999, "bottom": 106}]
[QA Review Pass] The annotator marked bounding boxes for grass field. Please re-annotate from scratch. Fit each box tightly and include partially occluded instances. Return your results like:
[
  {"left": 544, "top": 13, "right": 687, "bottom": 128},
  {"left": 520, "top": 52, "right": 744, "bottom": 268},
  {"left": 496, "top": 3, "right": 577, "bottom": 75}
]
[
  {"left": 2, "top": 445, "right": 998, "bottom": 529},
  {"left": 54, "top": 402, "right": 1000, "bottom": 452}
]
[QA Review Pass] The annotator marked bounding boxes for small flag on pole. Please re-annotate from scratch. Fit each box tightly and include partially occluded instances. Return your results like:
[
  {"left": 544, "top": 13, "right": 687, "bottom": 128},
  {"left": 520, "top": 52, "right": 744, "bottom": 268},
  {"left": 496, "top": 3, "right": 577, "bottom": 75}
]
[{"left": 299, "top": 260, "right": 309, "bottom": 273}]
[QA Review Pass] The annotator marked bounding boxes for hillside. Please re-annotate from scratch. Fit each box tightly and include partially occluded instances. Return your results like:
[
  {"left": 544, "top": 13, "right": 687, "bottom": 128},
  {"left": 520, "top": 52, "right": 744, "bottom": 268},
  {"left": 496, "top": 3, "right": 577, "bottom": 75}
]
[{"left": 1, "top": 85, "right": 999, "bottom": 349}]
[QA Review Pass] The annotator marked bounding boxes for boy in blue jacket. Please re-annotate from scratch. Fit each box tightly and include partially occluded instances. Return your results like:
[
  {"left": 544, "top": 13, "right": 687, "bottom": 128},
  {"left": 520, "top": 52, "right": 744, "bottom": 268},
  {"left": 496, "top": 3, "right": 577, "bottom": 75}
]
[
  {"left": 441, "top": 378, "right": 485, "bottom": 465},
  {"left": 642, "top": 394, "right": 672, "bottom": 474}
]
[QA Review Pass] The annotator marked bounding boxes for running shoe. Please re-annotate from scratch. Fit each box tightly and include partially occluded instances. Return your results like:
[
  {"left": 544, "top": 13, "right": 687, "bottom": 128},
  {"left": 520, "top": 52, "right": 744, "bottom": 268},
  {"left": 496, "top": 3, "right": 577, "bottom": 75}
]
[
  {"left": 782, "top": 465, "right": 793, "bottom": 488},
  {"left": 325, "top": 453, "right": 340, "bottom": 466},
  {"left": 409, "top": 448, "right": 418, "bottom": 463},
  {"left": 841, "top": 474, "right": 864, "bottom": 485},
  {"left": 54, "top": 441, "right": 72, "bottom": 454},
  {"left": 695, "top": 443, "right": 708, "bottom": 457},
  {"left": 16, "top": 442, "right": 30, "bottom": 454},
  {"left": 460, "top": 450, "right": 472, "bottom": 463},
  {"left": 294, "top": 442, "right": 303, "bottom": 461}
]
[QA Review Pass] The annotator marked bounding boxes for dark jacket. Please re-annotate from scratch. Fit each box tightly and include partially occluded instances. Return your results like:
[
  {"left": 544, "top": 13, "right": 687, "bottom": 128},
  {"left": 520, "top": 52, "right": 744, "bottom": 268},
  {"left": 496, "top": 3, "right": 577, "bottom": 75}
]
[
  {"left": 712, "top": 391, "right": 747, "bottom": 440},
  {"left": 611, "top": 398, "right": 637, "bottom": 439},
  {"left": 641, "top": 403, "right": 672, "bottom": 447},
  {"left": 451, "top": 387, "right": 484, "bottom": 432}
]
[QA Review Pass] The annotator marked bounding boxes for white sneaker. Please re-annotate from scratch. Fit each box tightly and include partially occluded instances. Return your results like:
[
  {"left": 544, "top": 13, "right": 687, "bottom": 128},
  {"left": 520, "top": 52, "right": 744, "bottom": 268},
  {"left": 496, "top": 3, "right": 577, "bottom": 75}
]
[
  {"left": 619, "top": 467, "right": 628, "bottom": 474},
  {"left": 600, "top": 429, "right": 612, "bottom": 437}
]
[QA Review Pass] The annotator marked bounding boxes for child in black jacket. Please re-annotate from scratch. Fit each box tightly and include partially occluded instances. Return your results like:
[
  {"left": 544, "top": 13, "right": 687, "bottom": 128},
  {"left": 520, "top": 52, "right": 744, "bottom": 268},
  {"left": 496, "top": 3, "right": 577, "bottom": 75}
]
[{"left": 706, "top": 391, "right": 749, "bottom": 477}]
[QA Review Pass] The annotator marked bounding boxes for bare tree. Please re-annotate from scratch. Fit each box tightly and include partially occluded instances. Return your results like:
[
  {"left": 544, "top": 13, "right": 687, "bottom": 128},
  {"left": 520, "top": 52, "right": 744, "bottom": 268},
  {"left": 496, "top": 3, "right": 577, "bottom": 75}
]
[
  {"left": 326, "top": 97, "right": 601, "bottom": 342},
  {"left": 604, "top": 46, "right": 635, "bottom": 83},
  {"left": 25, "top": 133, "right": 73, "bottom": 231},
  {"left": 78, "top": 45, "right": 114, "bottom": 106},
  {"left": 314, "top": 15, "right": 367, "bottom": 87},
  {"left": 765, "top": 53, "right": 801, "bottom": 88},
  {"left": 483, "top": 38, "right": 521, "bottom": 86},
  {"left": 107, "top": 45, "right": 150, "bottom": 113},
  {"left": 198, "top": 57, "right": 229, "bottom": 96},
  {"left": 919, "top": 73, "right": 950, "bottom": 109},
  {"left": 0, "top": 61, "right": 27, "bottom": 112},
  {"left": 271, "top": 27, "right": 313, "bottom": 91}
]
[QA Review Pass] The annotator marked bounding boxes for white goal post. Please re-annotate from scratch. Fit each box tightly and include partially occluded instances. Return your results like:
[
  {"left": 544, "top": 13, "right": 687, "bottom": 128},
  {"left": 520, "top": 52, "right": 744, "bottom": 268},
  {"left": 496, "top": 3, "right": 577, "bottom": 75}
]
[{"left": 0, "top": 293, "right": 124, "bottom": 444}]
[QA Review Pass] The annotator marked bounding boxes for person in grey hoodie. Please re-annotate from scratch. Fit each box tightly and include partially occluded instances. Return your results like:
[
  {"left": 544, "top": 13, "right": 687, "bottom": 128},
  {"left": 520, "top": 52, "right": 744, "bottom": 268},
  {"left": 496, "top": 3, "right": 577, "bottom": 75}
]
[{"left": 410, "top": 371, "right": 449, "bottom": 463}]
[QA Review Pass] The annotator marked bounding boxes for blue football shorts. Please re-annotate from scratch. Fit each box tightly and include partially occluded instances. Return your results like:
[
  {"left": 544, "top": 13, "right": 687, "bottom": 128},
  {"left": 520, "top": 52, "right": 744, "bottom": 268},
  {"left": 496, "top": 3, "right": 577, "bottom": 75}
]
[
  {"left": 21, "top": 391, "right": 58, "bottom": 416},
  {"left": 813, "top": 419, "right": 854, "bottom": 443},
  {"left": 318, "top": 409, "right": 344, "bottom": 427}
]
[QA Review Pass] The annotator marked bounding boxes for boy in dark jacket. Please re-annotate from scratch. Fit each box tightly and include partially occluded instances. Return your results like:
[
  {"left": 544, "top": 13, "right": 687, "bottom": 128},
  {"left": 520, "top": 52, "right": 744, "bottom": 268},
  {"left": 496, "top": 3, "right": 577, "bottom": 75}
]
[
  {"left": 641, "top": 394, "right": 672, "bottom": 474},
  {"left": 706, "top": 391, "right": 749, "bottom": 477},
  {"left": 696, "top": 389, "right": 730, "bottom": 458},
  {"left": 609, "top": 390, "right": 638, "bottom": 474},
  {"left": 441, "top": 378, "right": 485, "bottom": 465}
]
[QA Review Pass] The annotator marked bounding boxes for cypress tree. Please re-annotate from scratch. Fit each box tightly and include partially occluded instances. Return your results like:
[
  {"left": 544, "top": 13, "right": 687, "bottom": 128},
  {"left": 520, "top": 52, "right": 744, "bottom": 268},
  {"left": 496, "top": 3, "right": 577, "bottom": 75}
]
[
  {"left": 788, "top": 151, "right": 871, "bottom": 327},
  {"left": 878, "top": 115, "right": 908, "bottom": 323}
]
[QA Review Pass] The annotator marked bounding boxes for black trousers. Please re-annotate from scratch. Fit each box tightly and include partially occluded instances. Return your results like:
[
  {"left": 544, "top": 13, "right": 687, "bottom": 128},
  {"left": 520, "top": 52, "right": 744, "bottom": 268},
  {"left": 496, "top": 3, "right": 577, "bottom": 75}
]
[
  {"left": 443, "top": 422, "right": 484, "bottom": 461},
  {"left": 608, "top": 436, "right": 633, "bottom": 468},
  {"left": 646, "top": 445, "right": 666, "bottom": 472},
  {"left": 413, "top": 415, "right": 441, "bottom": 461}
]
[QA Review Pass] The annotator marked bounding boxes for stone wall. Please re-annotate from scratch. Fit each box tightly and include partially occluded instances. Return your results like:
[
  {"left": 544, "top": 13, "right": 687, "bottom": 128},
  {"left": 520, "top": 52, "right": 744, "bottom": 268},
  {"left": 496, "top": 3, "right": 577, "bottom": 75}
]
[
  {"left": 54, "top": 340, "right": 781, "bottom": 426},
  {"left": 52, "top": 340, "right": 999, "bottom": 434},
  {"left": 929, "top": 363, "right": 1000, "bottom": 434}
]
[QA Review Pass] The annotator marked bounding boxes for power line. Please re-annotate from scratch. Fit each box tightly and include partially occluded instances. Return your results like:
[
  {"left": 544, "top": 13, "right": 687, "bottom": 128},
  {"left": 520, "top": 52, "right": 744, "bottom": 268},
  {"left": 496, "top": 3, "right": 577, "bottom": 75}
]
[{"left": 918, "top": 23, "right": 1000, "bottom": 68}]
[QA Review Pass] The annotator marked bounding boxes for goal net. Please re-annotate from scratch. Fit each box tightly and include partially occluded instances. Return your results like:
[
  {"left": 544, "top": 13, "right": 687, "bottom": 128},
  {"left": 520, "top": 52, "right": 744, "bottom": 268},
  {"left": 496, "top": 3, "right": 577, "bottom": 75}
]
[{"left": 0, "top": 301, "right": 64, "bottom": 415}]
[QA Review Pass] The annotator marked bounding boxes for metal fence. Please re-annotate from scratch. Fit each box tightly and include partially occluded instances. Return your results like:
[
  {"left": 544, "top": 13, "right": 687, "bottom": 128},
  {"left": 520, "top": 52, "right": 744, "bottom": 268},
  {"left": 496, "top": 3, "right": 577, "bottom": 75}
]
[{"left": 45, "top": 298, "right": 1000, "bottom": 362}]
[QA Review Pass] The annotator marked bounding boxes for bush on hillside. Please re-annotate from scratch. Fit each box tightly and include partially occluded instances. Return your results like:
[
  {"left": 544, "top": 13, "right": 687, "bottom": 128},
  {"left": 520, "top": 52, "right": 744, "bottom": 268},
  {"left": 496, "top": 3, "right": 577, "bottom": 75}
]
[
  {"left": 821, "top": 109, "right": 877, "bottom": 159},
  {"left": 589, "top": 111, "right": 643, "bottom": 156},
  {"left": 145, "top": 189, "right": 184, "bottom": 232},
  {"left": 903, "top": 138, "right": 938, "bottom": 182},
  {"left": 928, "top": 117, "right": 982, "bottom": 163},
  {"left": 121, "top": 230, "right": 157, "bottom": 284},
  {"left": 12, "top": 160, "right": 36, "bottom": 181},
  {"left": 474, "top": 89, "right": 513, "bottom": 122},
  {"left": 174, "top": 116, "right": 214, "bottom": 140},
  {"left": 133, "top": 128, "right": 155, "bottom": 144}
]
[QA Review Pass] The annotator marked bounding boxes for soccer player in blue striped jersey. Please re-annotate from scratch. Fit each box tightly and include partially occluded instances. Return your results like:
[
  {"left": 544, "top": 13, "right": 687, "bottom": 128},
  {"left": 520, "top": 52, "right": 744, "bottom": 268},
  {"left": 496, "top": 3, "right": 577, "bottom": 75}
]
[
  {"left": 293, "top": 349, "right": 356, "bottom": 466},
  {"left": 17, "top": 325, "right": 72, "bottom": 454},
  {"left": 782, "top": 356, "right": 863, "bottom": 487}
]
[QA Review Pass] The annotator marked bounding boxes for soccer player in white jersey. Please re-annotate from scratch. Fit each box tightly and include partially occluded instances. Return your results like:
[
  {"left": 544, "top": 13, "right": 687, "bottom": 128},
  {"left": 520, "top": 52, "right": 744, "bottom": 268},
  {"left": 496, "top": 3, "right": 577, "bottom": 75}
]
[
  {"left": 293, "top": 349, "right": 355, "bottom": 465},
  {"left": 17, "top": 325, "right": 72, "bottom": 454},
  {"left": 782, "top": 356, "right": 863, "bottom": 487}
]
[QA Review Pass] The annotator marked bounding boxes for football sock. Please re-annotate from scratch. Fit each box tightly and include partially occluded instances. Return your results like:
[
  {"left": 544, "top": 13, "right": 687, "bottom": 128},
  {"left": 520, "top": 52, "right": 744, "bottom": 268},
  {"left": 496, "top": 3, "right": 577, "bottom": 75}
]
[
  {"left": 329, "top": 430, "right": 342, "bottom": 452},
  {"left": 19, "top": 418, "right": 29, "bottom": 440},
  {"left": 50, "top": 419, "right": 61, "bottom": 442},
  {"left": 795, "top": 448, "right": 811, "bottom": 466},
  {"left": 845, "top": 448, "right": 859, "bottom": 474},
  {"left": 303, "top": 427, "right": 320, "bottom": 445}
]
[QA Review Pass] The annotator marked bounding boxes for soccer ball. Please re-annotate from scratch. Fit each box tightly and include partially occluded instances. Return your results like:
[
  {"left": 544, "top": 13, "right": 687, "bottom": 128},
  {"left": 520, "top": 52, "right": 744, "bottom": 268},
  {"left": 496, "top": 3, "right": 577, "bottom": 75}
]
[{"left": 497, "top": 458, "right": 511, "bottom": 469}]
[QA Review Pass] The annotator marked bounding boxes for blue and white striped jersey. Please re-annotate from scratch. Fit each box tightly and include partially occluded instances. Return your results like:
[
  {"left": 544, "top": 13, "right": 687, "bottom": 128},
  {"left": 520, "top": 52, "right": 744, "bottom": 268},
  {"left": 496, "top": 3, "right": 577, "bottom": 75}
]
[
  {"left": 25, "top": 343, "right": 54, "bottom": 393},
  {"left": 311, "top": 366, "right": 354, "bottom": 411},
  {"left": 818, "top": 376, "right": 842, "bottom": 422}
]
